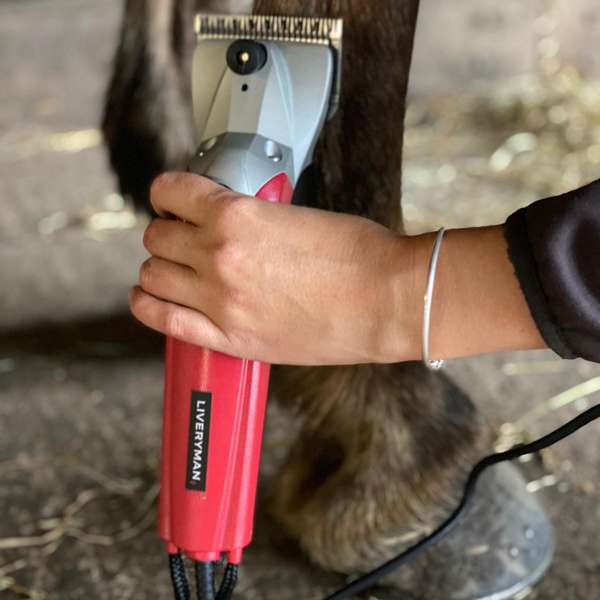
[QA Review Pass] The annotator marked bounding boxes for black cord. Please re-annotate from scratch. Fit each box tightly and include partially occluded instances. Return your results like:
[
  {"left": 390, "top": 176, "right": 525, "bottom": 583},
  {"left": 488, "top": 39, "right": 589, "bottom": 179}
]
[
  {"left": 216, "top": 563, "right": 239, "bottom": 600},
  {"left": 323, "top": 403, "right": 600, "bottom": 600},
  {"left": 195, "top": 561, "right": 216, "bottom": 600},
  {"left": 169, "top": 553, "right": 191, "bottom": 600}
]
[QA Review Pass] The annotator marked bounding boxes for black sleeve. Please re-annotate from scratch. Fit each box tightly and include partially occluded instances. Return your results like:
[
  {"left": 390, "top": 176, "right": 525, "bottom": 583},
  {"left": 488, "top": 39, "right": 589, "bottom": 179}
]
[{"left": 504, "top": 178, "right": 600, "bottom": 363}]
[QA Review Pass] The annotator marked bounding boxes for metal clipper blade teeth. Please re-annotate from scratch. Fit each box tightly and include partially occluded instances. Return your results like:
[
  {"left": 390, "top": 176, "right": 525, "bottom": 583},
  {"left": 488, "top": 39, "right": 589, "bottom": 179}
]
[{"left": 194, "top": 14, "right": 343, "bottom": 50}]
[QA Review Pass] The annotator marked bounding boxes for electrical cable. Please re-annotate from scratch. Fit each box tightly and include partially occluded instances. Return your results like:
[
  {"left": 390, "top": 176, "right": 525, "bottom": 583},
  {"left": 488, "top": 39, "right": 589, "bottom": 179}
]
[
  {"left": 169, "top": 553, "right": 191, "bottom": 600},
  {"left": 216, "top": 563, "right": 239, "bottom": 600},
  {"left": 167, "top": 556, "right": 238, "bottom": 600},
  {"left": 195, "top": 561, "right": 216, "bottom": 600},
  {"left": 323, "top": 402, "right": 600, "bottom": 600}
]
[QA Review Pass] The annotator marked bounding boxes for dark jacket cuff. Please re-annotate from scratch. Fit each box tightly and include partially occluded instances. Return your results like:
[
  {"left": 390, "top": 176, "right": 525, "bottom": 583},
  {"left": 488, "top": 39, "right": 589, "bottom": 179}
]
[
  {"left": 503, "top": 179, "right": 600, "bottom": 363},
  {"left": 504, "top": 207, "right": 576, "bottom": 359}
]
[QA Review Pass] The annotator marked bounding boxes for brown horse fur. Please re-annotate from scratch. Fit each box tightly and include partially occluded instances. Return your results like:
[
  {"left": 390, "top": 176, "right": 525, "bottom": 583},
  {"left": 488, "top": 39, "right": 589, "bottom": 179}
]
[{"left": 102, "top": 0, "right": 491, "bottom": 575}]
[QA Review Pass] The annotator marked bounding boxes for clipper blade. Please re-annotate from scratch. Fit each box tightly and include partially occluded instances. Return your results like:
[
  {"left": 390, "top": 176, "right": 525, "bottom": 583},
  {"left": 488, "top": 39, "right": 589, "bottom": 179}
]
[{"left": 194, "top": 14, "right": 342, "bottom": 51}]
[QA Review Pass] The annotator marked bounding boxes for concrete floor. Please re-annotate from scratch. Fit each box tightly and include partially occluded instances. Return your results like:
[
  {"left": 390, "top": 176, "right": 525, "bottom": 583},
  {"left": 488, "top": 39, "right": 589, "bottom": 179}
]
[{"left": 1, "top": 1, "right": 600, "bottom": 599}]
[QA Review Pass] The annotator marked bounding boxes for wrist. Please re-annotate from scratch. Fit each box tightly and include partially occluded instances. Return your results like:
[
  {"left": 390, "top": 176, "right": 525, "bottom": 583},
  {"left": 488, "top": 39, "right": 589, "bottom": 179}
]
[
  {"left": 376, "top": 225, "right": 546, "bottom": 365},
  {"left": 376, "top": 232, "right": 432, "bottom": 363}
]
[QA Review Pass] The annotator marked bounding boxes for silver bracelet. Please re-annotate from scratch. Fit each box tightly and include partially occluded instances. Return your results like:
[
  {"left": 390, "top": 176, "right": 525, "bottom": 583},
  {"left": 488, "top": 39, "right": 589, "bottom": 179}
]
[{"left": 422, "top": 227, "right": 446, "bottom": 370}]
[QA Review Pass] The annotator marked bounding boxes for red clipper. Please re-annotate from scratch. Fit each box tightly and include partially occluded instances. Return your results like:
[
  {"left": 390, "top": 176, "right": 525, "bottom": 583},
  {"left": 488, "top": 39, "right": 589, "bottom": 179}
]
[
  {"left": 158, "top": 13, "right": 342, "bottom": 600},
  {"left": 160, "top": 173, "right": 293, "bottom": 565}
]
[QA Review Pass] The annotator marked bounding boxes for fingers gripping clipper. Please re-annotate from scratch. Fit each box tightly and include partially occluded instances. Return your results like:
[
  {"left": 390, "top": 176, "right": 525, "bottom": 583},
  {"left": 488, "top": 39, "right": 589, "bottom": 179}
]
[{"left": 160, "top": 14, "right": 343, "bottom": 600}]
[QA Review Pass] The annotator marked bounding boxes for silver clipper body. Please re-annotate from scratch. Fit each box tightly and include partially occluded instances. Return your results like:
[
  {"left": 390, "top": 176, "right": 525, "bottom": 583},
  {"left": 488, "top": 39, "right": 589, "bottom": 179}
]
[{"left": 189, "top": 14, "right": 343, "bottom": 196}]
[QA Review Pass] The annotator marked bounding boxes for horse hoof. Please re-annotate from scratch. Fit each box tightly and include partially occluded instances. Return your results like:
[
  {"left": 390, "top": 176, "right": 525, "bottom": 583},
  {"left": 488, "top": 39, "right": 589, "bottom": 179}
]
[{"left": 370, "top": 462, "right": 554, "bottom": 600}]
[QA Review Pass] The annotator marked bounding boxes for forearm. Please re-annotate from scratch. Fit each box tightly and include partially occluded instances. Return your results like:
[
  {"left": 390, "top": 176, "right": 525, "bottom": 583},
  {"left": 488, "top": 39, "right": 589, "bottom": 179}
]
[{"left": 388, "top": 226, "right": 546, "bottom": 363}]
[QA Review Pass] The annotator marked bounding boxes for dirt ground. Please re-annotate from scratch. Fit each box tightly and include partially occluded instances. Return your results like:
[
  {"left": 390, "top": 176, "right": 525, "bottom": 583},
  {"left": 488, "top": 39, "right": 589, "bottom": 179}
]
[{"left": 1, "top": 1, "right": 600, "bottom": 599}]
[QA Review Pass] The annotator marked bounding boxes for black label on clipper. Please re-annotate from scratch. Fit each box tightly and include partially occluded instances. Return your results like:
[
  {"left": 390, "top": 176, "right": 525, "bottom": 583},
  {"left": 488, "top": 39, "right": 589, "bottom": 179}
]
[{"left": 186, "top": 391, "right": 212, "bottom": 491}]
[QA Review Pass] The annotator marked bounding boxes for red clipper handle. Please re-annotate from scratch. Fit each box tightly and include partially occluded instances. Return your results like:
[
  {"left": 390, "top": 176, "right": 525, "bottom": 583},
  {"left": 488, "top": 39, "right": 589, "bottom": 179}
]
[{"left": 159, "top": 173, "right": 293, "bottom": 564}]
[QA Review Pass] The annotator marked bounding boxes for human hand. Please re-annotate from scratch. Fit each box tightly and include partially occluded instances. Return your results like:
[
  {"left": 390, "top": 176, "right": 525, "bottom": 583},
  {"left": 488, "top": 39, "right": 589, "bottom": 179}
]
[{"left": 129, "top": 172, "right": 414, "bottom": 365}]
